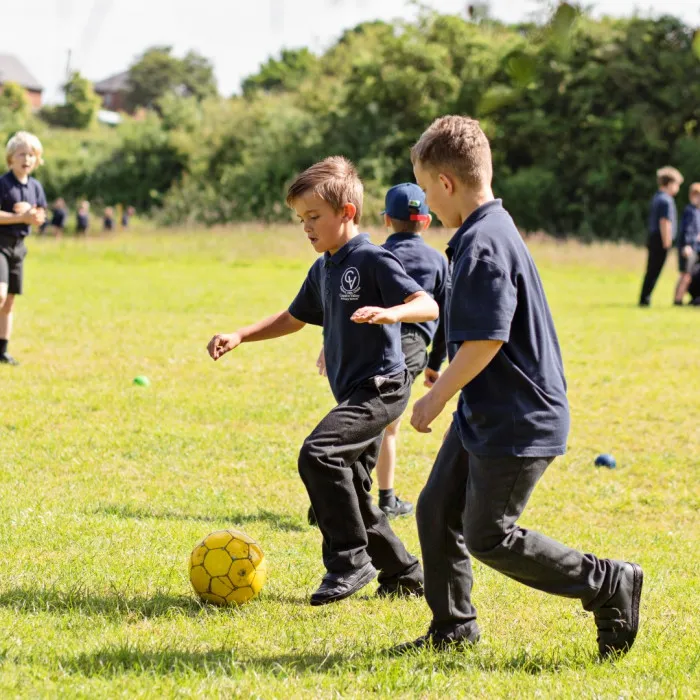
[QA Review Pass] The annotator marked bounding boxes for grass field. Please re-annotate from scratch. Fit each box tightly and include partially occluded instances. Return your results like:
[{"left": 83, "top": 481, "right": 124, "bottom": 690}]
[{"left": 0, "top": 227, "right": 698, "bottom": 699}]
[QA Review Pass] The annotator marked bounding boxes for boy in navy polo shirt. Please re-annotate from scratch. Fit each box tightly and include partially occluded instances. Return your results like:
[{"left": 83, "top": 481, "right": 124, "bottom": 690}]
[
  {"left": 48, "top": 198, "right": 68, "bottom": 238},
  {"left": 674, "top": 182, "right": 700, "bottom": 305},
  {"left": 377, "top": 183, "right": 448, "bottom": 518},
  {"left": 207, "top": 156, "right": 438, "bottom": 605},
  {"left": 395, "top": 116, "right": 642, "bottom": 659},
  {"left": 0, "top": 131, "right": 47, "bottom": 365},
  {"left": 640, "top": 166, "right": 683, "bottom": 307}
]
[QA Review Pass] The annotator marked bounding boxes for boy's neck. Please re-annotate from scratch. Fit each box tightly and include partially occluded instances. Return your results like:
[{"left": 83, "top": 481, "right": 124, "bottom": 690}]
[
  {"left": 659, "top": 185, "right": 675, "bottom": 196},
  {"left": 457, "top": 187, "right": 495, "bottom": 225},
  {"left": 329, "top": 224, "right": 360, "bottom": 255},
  {"left": 11, "top": 167, "right": 29, "bottom": 184}
]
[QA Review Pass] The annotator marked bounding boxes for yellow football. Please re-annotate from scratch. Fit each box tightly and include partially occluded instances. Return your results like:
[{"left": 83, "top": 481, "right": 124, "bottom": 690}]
[{"left": 189, "top": 529, "right": 267, "bottom": 606}]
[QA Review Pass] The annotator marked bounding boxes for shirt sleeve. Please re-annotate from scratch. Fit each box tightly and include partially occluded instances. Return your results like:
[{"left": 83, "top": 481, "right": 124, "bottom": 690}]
[
  {"left": 375, "top": 251, "right": 423, "bottom": 308},
  {"left": 427, "top": 257, "right": 449, "bottom": 371},
  {"left": 289, "top": 263, "right": 323, "bottom": 327},
  {"left": 681, "top": 207, "right": 696, "bottom": 247},
  {"left": 658, "top": 198, "right": 671, "bottom": 221},
  {"left": 448, "top": 255, "right": 516, "bottom": 343},
  {"left": 35, "top": 182, "right": 48, "bottom": 209}
]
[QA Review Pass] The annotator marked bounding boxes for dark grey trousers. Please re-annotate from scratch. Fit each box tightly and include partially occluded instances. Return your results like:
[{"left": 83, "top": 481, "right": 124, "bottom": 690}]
[
  {"left": 417, "top": 423, "right": 621, "bottom": 633},
  {"left": 298, "top": 369, "right": 423, "bottom": 584}
]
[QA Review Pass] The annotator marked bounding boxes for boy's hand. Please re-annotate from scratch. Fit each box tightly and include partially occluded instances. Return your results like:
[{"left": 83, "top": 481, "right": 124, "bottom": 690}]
[
  {"left": 23, "top": 208, "right": 45, "bottom": 227},
  {"left": 351, "top": 306, "right": 399, "bottom": 324},
  {"left": 13, "top": 202, "right": 32, "bottom": 215},
  {"left": 207, "top": 332, "right": 242, "bottom": 360},
  {"left": 682, "top": 245, "right": 693, "bottom": 259},
  {"left": 316, "top": 347, "right": 327, "bottom": 376},
  {"left": 411, "top": 390, "right": 447, "bottom": 433},
  {"left": 424, "top": 368, "right": 440, "bottom": 388}
]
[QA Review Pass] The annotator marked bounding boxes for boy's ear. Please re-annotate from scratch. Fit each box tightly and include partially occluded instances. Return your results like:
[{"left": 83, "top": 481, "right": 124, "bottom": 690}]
[
  {"left": 341, "top": 202, "right": 357, "bottom": 222},
  {"left": 438, "top": 172, "right": 456, "bottom": 195},
  {"left": 383, "top": 213, "right": 392, "bottom": 228},
  {"left": 421, "top": 213, "right": 433, "bottom": 231}
]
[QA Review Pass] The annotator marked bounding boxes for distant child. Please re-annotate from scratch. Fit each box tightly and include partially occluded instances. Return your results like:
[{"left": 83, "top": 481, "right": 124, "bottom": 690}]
[
  {"left": 0, "top": 131, "right": 47, "bottom": 365},
  {"left": 103, "top": 206, "right": 115, "bottom": 233},
  {"left": 207, "top": 156, "right": 437, "bottom": 605},
  {"left": 76, "top": 200, "right": 90, "bottom": 235},
  {"left": 122, "top": 205, "right": 135, "bottom": 229},
  {"left": 674, "top": 182, "right": 700, "bottom": 304},
  {"left": 394, "top": 116, "right": 642, "bottom": 659},
  {"left": 49, "top": 197, "right": 68, "bottom": 238},
  {"left": 639, "top": 166, "right": 683, "bottom": 307}
]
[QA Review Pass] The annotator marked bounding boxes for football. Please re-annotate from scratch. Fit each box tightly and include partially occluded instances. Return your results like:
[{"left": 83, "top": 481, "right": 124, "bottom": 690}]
[{"left": 189, "top": 529, "right": 267, "bottom": 605}]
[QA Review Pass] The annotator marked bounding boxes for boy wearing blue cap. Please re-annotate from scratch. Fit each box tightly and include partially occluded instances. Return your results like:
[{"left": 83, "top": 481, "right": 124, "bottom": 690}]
[{"left": 377, "top": 183, "right": 449, "bottom": 518}]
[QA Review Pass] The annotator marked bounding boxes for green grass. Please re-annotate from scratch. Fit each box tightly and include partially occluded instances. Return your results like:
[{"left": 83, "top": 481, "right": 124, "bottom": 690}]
[{"left": 0, "top": 227, "right": 698, "bottom": 699}]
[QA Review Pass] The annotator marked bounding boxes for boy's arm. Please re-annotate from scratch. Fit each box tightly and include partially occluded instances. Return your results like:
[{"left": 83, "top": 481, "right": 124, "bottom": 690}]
[
  {"left": 0, "top": 210, "right": 40, "bottom": 226},
  {"left": 411, "top": 339, "right": 503, "bottom": 432},
  {"left": 351, "top": 290, "right": 438, "bottom": 325},
  {"left": 207, "top": 310, "right": 305, "bottom": 360}
]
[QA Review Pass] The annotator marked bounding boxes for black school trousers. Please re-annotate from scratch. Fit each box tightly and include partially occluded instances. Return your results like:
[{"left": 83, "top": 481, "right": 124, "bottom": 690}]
[{"left": 298, "top": 369, "right": 422, "bottom": 584}]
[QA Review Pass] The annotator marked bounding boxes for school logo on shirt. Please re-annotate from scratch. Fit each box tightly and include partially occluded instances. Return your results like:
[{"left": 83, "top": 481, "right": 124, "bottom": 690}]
[{"left": 340, "top": 267, "right": 361, "bottom": 301}]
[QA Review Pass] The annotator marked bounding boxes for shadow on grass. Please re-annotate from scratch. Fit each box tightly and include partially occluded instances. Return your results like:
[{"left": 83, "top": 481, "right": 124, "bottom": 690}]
[
  {"left": 58, "top": 646, "right": 348, "bottom": 677},
  {"left": 92, "top": 504, "right": 305, "bottom": 532},
  {"left": 0, "top": 587, "right": 204, "bottom": 618}
]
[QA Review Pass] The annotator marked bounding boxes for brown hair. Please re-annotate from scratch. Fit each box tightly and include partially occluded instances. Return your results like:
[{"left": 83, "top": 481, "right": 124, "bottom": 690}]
[
  {"left": 656, "top": 166, "right": 683, "bottom": 187},
  {"left": 411, "top": 115, "right": 492, "bottom": 188},
  {"left": 387, "top": 216, "right": 426, "bottom": 233},
  {"left": 286, "top": 156, "right": 363, "bottom": 224},
  {"left": 689, "top": 182, "right": 700, "bottom": 197}
]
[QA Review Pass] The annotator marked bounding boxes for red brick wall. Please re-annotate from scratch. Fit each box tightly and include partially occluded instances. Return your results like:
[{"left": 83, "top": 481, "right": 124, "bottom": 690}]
[{"left": 26, "top": 89, "right": 42, "bottom": 109}]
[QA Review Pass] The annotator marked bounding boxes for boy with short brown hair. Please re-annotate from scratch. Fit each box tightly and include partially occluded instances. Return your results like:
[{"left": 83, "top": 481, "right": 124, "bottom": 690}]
[
  {"left": 208, "top": 156, "right": 437, "bottom": 605},
  {"left": 394, "top": 115, "right": 643, "bottom": 659}
]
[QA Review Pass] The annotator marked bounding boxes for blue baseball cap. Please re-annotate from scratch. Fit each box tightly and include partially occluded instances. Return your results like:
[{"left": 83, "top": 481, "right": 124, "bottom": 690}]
[{"left": 382, "top": 183, "right": 430, "bottom": 222}]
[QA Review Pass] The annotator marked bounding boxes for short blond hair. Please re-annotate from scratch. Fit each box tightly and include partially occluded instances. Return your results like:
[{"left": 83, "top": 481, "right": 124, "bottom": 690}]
[
  {"left": 411, "top": 115, "right": 492, "bottom": 188},
  {"left": 656, "top": 166, "right": 683, "bottom": 187},
  {"left": 6, "top": 131, "right": 44, "bottom": 167},
  {"left": 286, "top": 156, "right": 363, "bottom": 224}
]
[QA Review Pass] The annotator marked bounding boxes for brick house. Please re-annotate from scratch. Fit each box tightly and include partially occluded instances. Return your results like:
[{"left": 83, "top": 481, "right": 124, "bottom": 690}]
[
  {"left": 0, "top": 54, "right": 43, "bottom": 109},
  {"left": 93, "top": 71, "right": 130, "bottom": 112}
]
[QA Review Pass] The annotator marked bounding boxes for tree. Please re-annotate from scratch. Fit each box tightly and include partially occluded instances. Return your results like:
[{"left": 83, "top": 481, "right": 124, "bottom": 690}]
[
  {"left": 242, "top": 48, "right": 318, "bottom": 97},
  {"left": 39, "top": 72, "right": 101, "bottom": 129},
  {"left": 126, "top": 46, "right": 217, "bottom": 112},
  {"left": 0, "top": 81, "right": 30, "bottom": 115}
]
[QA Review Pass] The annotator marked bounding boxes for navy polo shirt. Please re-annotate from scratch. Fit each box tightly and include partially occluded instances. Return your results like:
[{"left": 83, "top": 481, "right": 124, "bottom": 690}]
[
  {"left": 289, "top": 233, "right": 422, "bottom": 403},
  {"left": 648, "top": 191, "right": 677, "bottom": 241},
  {"left": 0, "top": 170, "right": 47, "bottom": 238},
  {"left": 446, "top": 199, "right": 569, "bottom": 457},
  {"left": 679, "top": 204, "right": 700, "bottom": 250},
  {"left": 382, "top": 232, "right": 449, "bottom": 371},
  {"left": 51, "top": 207, "right": 67, "bottom": 228}
]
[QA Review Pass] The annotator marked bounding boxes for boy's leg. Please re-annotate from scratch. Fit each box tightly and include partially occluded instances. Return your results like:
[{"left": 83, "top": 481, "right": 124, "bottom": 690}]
[
  {"left": 298, "top": 371, "right": 417, "bottom": 577},
  {"left": 415, "top": 423, "right": 478, "bottom": 635},
  {"left": 640, "top": 236, "right": 668, "bottom": 305}
]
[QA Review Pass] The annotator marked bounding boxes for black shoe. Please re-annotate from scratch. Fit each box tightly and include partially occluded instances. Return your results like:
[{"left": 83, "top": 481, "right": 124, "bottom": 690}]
[
  {"left": 638, "top": 300, "right": 650, "bottom": 307},
  {"left": 307, "top": 505, "right": 317, "bottom": 527},
  {"left": 594, "top": 561, "right": 643, "bottom": 659},
  {"left": 0, "top": 353, "right": 19, "bottom": 366},
  {"left": 390, "top": 624, "right": 480, "bottom": 655},
  {"left": 380, "top": 496, "right": 414, "bottom": 519},
  {"left": 673, "top": 300, "right": 684, "bottom": 306},
  {"left": 376, "top": 577, "right": 424, "bottom": 599},
  {"left": 309, "top": 562, "right": 377, "bottom": 606}
]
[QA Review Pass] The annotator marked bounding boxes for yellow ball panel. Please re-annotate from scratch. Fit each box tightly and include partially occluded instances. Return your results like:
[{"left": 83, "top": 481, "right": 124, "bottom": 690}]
[
  {"left": 226, "top": 586, "right": 255, "bottom": 605},
  {"left": 210, "top": 576, "right": 233, "bottom": 598},
  {"left": 229, "top": 559, "right": 256, "bottom": 588},
  {"left": 200, "top": 592, "right": 226, "bottom": 606},
  {"left": 248, "top": 542, "right": 264, "bottom": 568},
  {"left": 203, "top": 549, "right": 233, "bottom": 577},
  {"left": 189, "top": 565, "right": 211, "bottom": 594},
  {"left": 227, "top": 529, "right": 255, "bottom": 545},
  {"left": 225, "top": 538, "right": 249, "bottom": 560},
  {"left": 190, "top": 544, "right": 207, "bottom": 567},
  {"left": 250, "top": 564, "right": 267, "bottom": 596},
  {"left": 203, "top": 530, "right": 233, "bottom": 549}
]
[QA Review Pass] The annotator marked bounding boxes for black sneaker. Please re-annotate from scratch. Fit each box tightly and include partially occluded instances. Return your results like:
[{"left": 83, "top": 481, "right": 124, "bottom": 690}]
[
  {"left": 594, "top": 561, "right": 643, "bottom": 659},
  {"left": 390, "top": 623, "right": 480, "bottom": 655},
  {"left": 310, "top": 562, "right": 377, "bottom": 606},
  {"left": 380, "top": 496, "right": 414, "bottom": 519},
  {"left": 0, "top": 353, "right": 19, "bottom": 366},
  {"left": 307, "top": 505, "right": 318, "bottom": 527},
  {"left": 376, "top": 577, "right": 424, "bottom": 599}
]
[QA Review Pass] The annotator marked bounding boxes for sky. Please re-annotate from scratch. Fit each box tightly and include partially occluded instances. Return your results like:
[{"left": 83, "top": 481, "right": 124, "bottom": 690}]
[{"left": 2, "top": 0, "right": 699, "bottom": 104}]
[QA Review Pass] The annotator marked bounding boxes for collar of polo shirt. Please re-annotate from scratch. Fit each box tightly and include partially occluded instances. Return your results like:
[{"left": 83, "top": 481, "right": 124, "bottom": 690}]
[{"left": 324, "top": 233, "right": 370, "bottom": 266}]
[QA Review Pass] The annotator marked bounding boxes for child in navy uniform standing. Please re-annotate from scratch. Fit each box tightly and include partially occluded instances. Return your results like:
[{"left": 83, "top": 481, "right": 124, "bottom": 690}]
[
  {"left": 0, "top": 131, "right": 47, "bottom": 365},
  {"left": 675, "top": 182, "right": 700, "bottom": 304},
  {"left": 394, "top": 115, "right": 642, "bottom": 659},
  {"left": 208, "top": 156, "right": 437, "bottom": 605}
]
